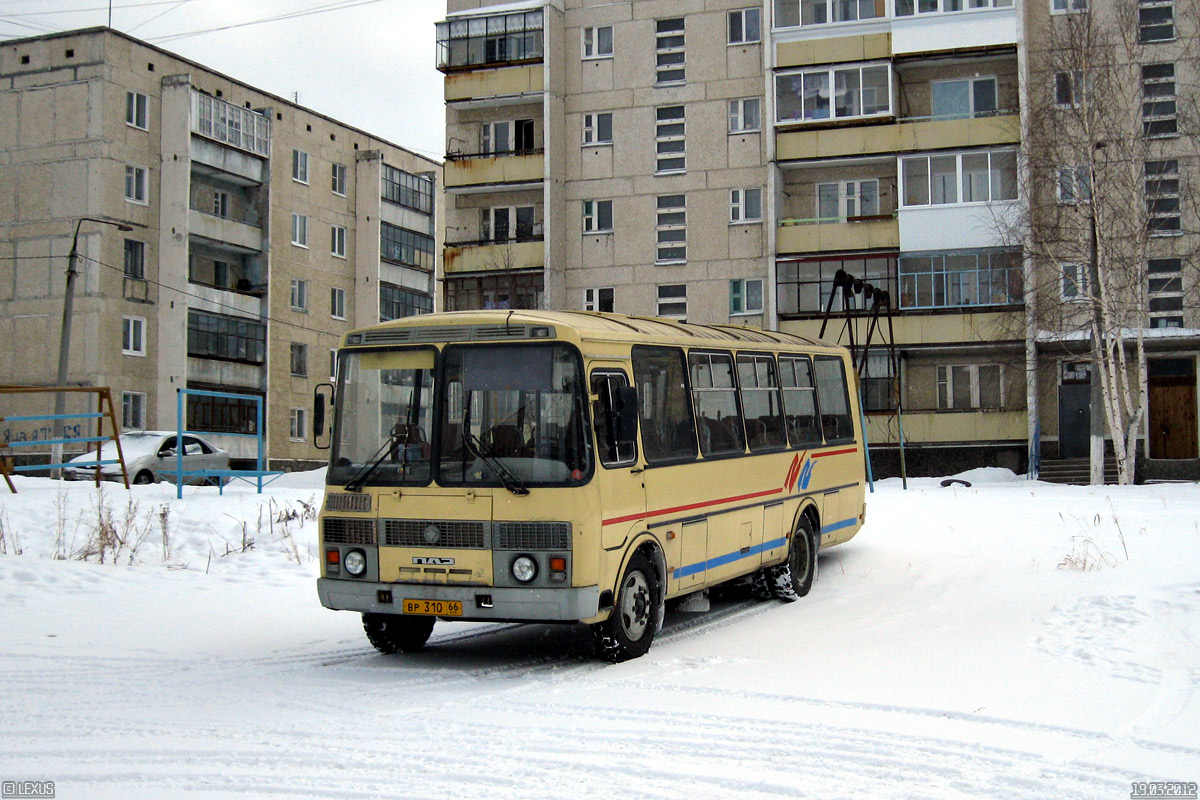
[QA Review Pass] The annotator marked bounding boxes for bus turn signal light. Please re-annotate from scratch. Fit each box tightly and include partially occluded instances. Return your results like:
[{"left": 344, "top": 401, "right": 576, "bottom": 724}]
[{"left": 549, "top": 556, "right": 567, "bottom": 582}]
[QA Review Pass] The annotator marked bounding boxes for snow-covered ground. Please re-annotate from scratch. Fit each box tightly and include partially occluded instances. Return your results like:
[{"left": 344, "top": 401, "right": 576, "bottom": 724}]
[{"left": 1, "top": 468, "right": 1197, "bottom": 799}]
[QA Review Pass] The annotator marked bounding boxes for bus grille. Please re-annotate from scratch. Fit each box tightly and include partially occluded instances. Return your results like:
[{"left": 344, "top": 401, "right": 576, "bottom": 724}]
[
  {"left": 325, "top": 493, "right": 372, "bottom": 513},
  {"left": 323, "top": 517, "right": 377, "bottom": 546},
  {"left": 494, "top": 521, "right": 571, "bottom": 551},
  {"left": 383, "top": 519, "right": 486, "bottom": 549}
]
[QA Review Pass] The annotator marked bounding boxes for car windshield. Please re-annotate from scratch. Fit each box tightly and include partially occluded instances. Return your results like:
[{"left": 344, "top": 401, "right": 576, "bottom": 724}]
[
  {"left": 328, "top": 348, "right": 436, "bottom": 487},
  {"left": 436, "top": 343, "right": 591, "bottom": 488}
]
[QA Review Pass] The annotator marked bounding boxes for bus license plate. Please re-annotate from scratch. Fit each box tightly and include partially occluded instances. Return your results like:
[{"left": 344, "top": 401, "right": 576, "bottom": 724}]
[{"left": 402, "top": 599, "right": 463, "bottom": 617}]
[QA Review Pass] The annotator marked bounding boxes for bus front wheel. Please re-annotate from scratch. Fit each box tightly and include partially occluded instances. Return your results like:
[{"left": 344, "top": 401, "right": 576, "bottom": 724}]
[
  {"left": 769, "top": 515, "right": 817, "bottom": 602},
  {"left": 362, "top": 613, "right": 435, "bottom": 654},
  {"left": 593, "top": 551, "right": 662, "bottom": 663}
]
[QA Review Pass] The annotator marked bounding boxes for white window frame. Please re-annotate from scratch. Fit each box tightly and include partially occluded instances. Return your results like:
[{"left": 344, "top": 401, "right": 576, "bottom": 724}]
[
  {"left": 292, "top": 149, "right": 310, "bottom": 184},
  {"left": 583, "top": 112, "right": 613, "bottom": 146},
  {"left": 582, "top": 25, "right": 613, "bottom": 59},
  {"left": 125, "top": 91, "right": 148, "bottom": 130},
  {"left": 1054, "top": 71, "right": 1089, "bottom": 108},
  {"left": 290, "top": 343, "right": 308, "bottom": 377},
  {"left": 899, "top": 149, "right": 1018, "bottom": 208},
  {"left": 728, "top": 8, "right": 761, "bottom": 44},
  {"left": 332, "top": 162, "right": 347, "bottom": 196},
  {"left": 816, "top": 179, "right": 881, "bottom": 220},
  {"left": 330, "top": 286, "right": 346, "bottom": 320},
  {"left": 656, "top": 195, "right": 687, "bottom": 264},
  {"left": 212, "top": 190, "right": 231, "bottom": 219},
  {"left": 1056, "top": 166, "right": 1091, "bottom": 204},
  {"left": 930, "top": 76, "right": 997, "bottom": 120},
  {"left": 1138, "top": 0, "right": 1175, "bottom": 43},
  {"left": 482, "top": 205, "right": 538, "bottom": 241},
  {"left": 290, "top": 278, "right": 308, "bottom": 312},
  {"left": 124, "top": 165, "right": 148, "bottom": 205},
  {"left": 935, "top": 364, "right": 1003, "bottom": 410},
  {"left": 291, "top": 213, "right": 309, "bottom": 247},
  {"left": 331, "top": 225, "right": 347, "bottom": 258},
  {"left": 123, "top": 239, "right": 146, "bottom": 280},
  {"left": 657, "top": 284, "right": 687, "bottom": 319},
  {"left": 655, "top": 18, "right": 685, "bottom": 86},
  {"left": 1051, "top": 0, "right": 1087, "bottom": 12},
  {"left": 1142, "top": 64, "right": 1177, "bottom": 138},
  {"left": 729, "top": 98, "right": 761, "bottom": 133},
  {"left": 1147, "top": 258, "right": 1183, "bottom": 327},
  {"left": 583, "top": 287, "right": 615, "bottom": 312},
  {"left": 1060, "top": 262, "right": 1089, "bottom": 301},
  {"left": 655, "top": 105, "right": 686, "bottom": 174},
  {"left": 583, "top": 199, "right": 614, "bottom": 234},
  {"left": 121, "top": 391, "right": 146, "bottom": 430},
  {"left": 774, "top": 63, "right": 893, "bottom": 124},
  {"left": 290, "top": 408, "right": 307, "bottom": 441},
  {"left": 730, "top": 278, "right": 764, "bottom": 315},
  {"left": 122, "top": 316, "right": 146, "bottom": 356},
  {"left": 730, "top": 188, "right": 763, "bottom": 223},
  {"left": 1145, "top": 159, "right": 1181, "bottom": 235}
]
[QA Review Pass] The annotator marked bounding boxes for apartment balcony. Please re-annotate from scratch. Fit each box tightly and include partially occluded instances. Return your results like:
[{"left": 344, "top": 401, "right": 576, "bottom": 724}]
[
  {"left": 891, "top": 4, "right": 1018, "bottom": 55},
  {"left": 190, "top": 90, "right": 270, "bottom": 159},
  {"left": 443, "top": 237, "right": 544, "bottom": 274},
  {"left": 777, "top": 214, "right": 899, "bottom": 255},
  {"left": 867, "top": 408, "right": 1025, "bottom": 444},
  {"left": 777, "top": 111, "right": 1019, "bottom": 161},
  {"left": 444, "top": 149, "right": 545, "bottom": 192},
  {"left": 782, "top": 310, "right": 1020, "bottom": 343},
  {"left": 188, "top": 207, "right": 263, "bottom": 253},
  {"left": 445, "top": 64, "right": 545, "bottom": 105}
]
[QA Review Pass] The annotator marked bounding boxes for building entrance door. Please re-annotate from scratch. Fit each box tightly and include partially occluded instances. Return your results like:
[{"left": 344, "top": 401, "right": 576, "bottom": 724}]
[
  {"left": 1148, "top": 358, "right": 1198, "bottom": 460},
  {"left": 1058, "top": 383, "right": 1091, "bottom": 459}
]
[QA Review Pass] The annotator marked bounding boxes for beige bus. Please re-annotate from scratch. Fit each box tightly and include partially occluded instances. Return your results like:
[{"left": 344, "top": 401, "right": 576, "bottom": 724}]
[{"left": 316, "top": 310, "right": 866, "bottom": 662}]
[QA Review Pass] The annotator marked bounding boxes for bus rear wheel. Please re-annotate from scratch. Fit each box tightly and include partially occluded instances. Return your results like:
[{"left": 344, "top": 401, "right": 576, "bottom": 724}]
[
  {"left": 769, "top": 515, "right": 818, "bottom": 602},
  {"left": 362, "top": 613, "right": 435, "bottom": 654},
  {"left": 593, "top": 551, "right": 661, "bottom": 663}
]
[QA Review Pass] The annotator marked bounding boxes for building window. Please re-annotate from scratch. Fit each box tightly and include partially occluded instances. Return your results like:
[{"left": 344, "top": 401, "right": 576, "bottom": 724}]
[
  {"left": 583, "top": 199, "right": 614, "bottom": 233},
  {"left": 657, "top": 284, "right": 687, "bottom": 319},
  {"left": 790, "top": 0, "right": 887, "bottom": 25},
  {"left": 1054, "top": 71, "right": 1088, "bottom": 108},
  {"left": 1139, "top": 0, "right": 1174, "bottom": 42},
  {"left": 730, "top": 188, "right": 763, "bottom": 223},
  {"left": 381, "top": 164, "right": 434, "bottom": 213},
  {"left": 729, "top": 98, "right": 761, "bottom": 133},
  {"left": 191, "top": 91, "right": 271, "bottom": 157},
  {"left": 730, "top": 278, "right": 764, "bottom": 314},
  {"left": 1051, "top": 0, "right": 1087, "bottom": 11},
  {"left": 895, "top": 0, "right": 1012, "bottom": 14},
  {"left": 125, "top": 91, "right": 148, "bottom": 129},
  {"left": 122, "top": 391, "right": 146, "bottom": 430},
  {"left": 931, "top": 77, "right": 997, "bottom": 120},
  {"left": 434, "top": 9, "right": 544, "bottom": 70},
  {"left": 1060, "top": 262, "right": 1089, "bottom": 301},
  {"left": 332, "top": 162, "right": 347, "bottom": 196},
  {"left": 899, "top": 249, "right": 1022, "bottom": 309},
  {"left": 656, "top": 195, "right": 687, "bottom": 263},
  {"left": 122, "top": 316, "right": 146, "bottom": 356},
  {"left": 292, "top": 149, "right": 309, "bottom": 183},
  {"left": 583, "top": 25, "right": 613, "bottom": 58},
  {"left": 900, "top": 149, "right": 1018, "bottom": 206},
  {"left": 290, "top": 343, "right": 308, "bottom": 376},
  {"left": 481, "top": 119, "right": 535, "bottom": 154},
  {"left": 444, "top": 273, "right": 542, "bottom": 311},
  {"left": 655, "top": 106, "right": 686, "bottom": 173},
  {"left": 655, "top": 18, "right": 685, "bottom": 85},
  {"left": 1145, "top": 159, "right": 1180, "bottom": 234},
  {"left": 211, "top": 190, "right": 230, "bottom": 218},
  {"left": 290, "top": 408, "right": 307, "bottom": 441},
  {"left": 1148, "top": 258, "right": 1183, "bottom": 327},
  {"left": 776, "top": 64, "right": 891, "bottom": 123},
  {"left": 817, "top": 179, "right": 880, "bottom": 220},
  {"left": 481, "top": 206, "right": 538, "bottom": 242},
  {"left": 1056, "top": 166, "right": 1091, "bottom": 204},
  {"left": 290, "top": 278, "right": 308, "bottom": 311},
  {"left": 186, "top": 382, "right": 261, "bottom": 434},
  {"left": 330, "top": 287, "right": 346, "bottom": 320},
  {"left": 291, "top": 213, "right": 308, "bottom": 247},
  {"left": 1142, "top": 64, "right": 1177, "bottom": 138},
  {"left": 381, "top": 222, "right": 435, "bottom": 269},
  {"left": 380, "top": 282, "right": 433, "bottom": 321},
  {"left": 331, "top": 225, "right": 347, "bottom": 258},
  {"left": 123, "top": 239, "right": 145, "bottom": 280},
  {"left": 124, "top": 165, "right": 148, "bottom": 204},
  {"left": 728, "top": 8, "right": 761, "bottom": 43},
  {"left": 936, "top": 364, "right": 1003, "bottom": 410},
  {"left": 584, "top": 287, "right": 615, "bottom": 312},
  {"left": 583, "top": 112, "right": 613, "bottom": 145},
  {"left": 187, "top": 310, "right": 266, "bottom": 364},
  {"left": 777, "top": 255, "right": 898, "bottom": 316}
]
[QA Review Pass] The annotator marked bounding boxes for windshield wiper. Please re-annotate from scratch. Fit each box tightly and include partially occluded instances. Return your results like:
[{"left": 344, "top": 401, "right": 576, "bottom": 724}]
[
  {"left": 464, "top": 433, "right": 529, "bottom": 497},
  {"left": 343, "top": 429, "right": 408, "bottom": 493}
]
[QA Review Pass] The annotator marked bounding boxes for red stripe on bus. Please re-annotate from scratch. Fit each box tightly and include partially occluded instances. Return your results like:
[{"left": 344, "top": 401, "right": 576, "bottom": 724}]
[
  {"left": 602, "top": 487, "right": 783, "bottom": 527},
  {"left": 811, "top": 447, "right": 858, "bottom": 458}
]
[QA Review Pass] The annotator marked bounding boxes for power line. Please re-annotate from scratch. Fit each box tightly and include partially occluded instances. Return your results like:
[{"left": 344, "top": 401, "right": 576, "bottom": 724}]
[
  {"left": 149, "top": 0, "right": 389, "bottom": 43},
  {"left": 0, "top": 1, "right": 185, "bottom": 18},
  {"left": 127, "top": 0, "right": 197, "bottom": 33}
]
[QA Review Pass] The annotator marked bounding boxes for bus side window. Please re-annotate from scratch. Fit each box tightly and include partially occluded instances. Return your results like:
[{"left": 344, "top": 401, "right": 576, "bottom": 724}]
[
  {"left": 780, "top": 355, "right": 823, "bottom": 447},
  {"left": 813, "top": 355, "right": 855, "bottom": 444},
  {"left": 736, "top": 353, "right": 787, "bottom": 452},
  {"left": 590, "top": 371, "right": 638, "bottom": 467},
  {"left": 688, "top": 351, "right": 745, "bottom": 457},
  {"left": 632, "top": 346, "right": 697, "bottom": 464}
]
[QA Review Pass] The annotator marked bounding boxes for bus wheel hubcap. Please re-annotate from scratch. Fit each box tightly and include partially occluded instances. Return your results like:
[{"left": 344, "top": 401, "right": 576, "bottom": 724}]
[{"left": 621, "top": 572, "right": 651, "bottom": 641}]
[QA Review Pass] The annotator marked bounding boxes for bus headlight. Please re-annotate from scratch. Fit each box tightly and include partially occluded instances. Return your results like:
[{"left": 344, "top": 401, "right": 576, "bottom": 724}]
[
  {"left": 344, "top": 549, "right": 367, "bottom": 577},
  {"left": 511, "top": 555, "right": 538, "bottom": 583}
]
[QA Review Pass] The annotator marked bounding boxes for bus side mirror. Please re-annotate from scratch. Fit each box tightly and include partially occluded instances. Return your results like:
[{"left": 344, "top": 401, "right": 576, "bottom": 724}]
[
  {"left": 313, "top": 383, "right": 334, "bottom": 450},
  {"left": 614, "top": 386, "right": 639, "bottom": 443}
]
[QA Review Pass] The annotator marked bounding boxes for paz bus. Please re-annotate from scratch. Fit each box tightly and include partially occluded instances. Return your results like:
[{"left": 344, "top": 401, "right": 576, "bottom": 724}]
[{"left": 315, "top": 310, "right": 866, "bottom": 662}]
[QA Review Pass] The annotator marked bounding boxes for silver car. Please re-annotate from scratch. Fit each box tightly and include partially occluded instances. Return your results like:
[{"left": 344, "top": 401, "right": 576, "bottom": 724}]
[{"left": 64, "top": 431, "right": 230, "bottom": 485}]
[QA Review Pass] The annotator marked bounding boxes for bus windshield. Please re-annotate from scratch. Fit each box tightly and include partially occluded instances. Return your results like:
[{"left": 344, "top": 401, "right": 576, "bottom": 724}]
[
  {"left": 437, "top": 343, "right": 591, "bottom": 488},
  {"left": 329, "top": 349, "right": 435, "bottom": 487}
]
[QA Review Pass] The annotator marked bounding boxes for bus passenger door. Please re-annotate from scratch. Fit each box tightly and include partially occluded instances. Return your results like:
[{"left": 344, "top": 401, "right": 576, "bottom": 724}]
[{"left": 591, "top": 370, "right": 647, "bottom": 552}]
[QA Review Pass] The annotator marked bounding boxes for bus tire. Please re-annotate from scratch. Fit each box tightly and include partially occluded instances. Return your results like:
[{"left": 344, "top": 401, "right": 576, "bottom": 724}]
[
  {"left": 769, "top": 514, "right": 817, "bottom": 602},
  {"left": 593, "top": 551, "right": 661, "bottom": 663},
  {"left": 750, "top": 569, "right": 775, "bottom": 601},
  {"left": 362, "top": 613, "right": 435, "bottom": 654}
]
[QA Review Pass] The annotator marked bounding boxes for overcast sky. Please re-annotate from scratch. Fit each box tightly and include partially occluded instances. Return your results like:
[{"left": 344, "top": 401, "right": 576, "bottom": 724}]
[{"left": 0, "top": 0, "right": 447, "bottom": 160}]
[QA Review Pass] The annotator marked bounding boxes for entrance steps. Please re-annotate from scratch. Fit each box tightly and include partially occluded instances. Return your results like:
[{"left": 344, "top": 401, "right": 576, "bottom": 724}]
[{"left": 1037, "top": 457, "right": 1119, "bottom": 485}]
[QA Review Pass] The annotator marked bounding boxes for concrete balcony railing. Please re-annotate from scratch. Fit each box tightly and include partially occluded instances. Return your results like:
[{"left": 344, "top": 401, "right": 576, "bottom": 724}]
[
  {"left": 866, "top": 408, "right": 1025, "bottom": 445},
  {"left": 444, "top": 149, "right": 544, "bottom": 190},
  {"left": 445, "top": 64, "right": 545, "bottom": 103},
  {"left": 776, "top": 214, "right": 899, "bottom": 254},
  {"left": 444, "top": 238, "right": 544, "bottom": 274},
  {"left": 776, "top": 112, "right": 1019, "bottom": 161},
  {"left": 188, "top": 208, "right": 264, "bottom": 253}
]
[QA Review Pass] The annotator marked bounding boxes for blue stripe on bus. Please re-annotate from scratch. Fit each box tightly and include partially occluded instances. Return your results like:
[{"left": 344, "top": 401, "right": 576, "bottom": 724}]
[
  {"left": 820, "top": 517, "right": 858, "bottom": 535},
  {"left": 671, "top": 516, "right": 859, "bottom": 580}
]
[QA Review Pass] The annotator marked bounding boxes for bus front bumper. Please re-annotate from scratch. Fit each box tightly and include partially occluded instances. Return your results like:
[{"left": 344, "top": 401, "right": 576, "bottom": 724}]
[{"left": 317, "top": 578, "right": 602, "bottom": 623}]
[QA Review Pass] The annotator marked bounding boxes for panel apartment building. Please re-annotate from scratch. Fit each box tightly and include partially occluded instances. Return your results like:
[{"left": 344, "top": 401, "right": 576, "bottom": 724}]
[
  {"left": 0, "top": 28, "right": 441, "bottom": 471},
  {"left": 435, "top": 0, "right": 1198, "bottom": 478}
]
